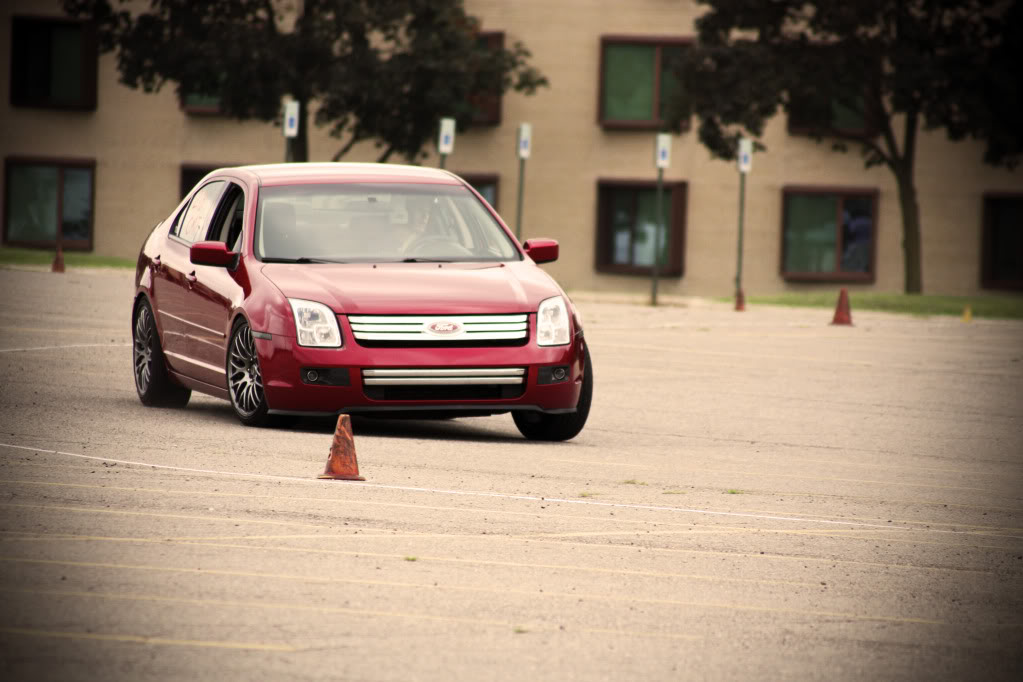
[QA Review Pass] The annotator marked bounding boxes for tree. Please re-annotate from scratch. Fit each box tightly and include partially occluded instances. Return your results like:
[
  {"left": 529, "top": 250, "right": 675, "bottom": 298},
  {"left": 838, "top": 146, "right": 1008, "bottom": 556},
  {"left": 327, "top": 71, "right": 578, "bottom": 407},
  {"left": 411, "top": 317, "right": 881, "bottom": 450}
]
[
  {"left": 63, "top": 0, "right": 547, "bottom": 163},
  {"left": 667, "top": 0, "right": 1021, "bottom": 293}
]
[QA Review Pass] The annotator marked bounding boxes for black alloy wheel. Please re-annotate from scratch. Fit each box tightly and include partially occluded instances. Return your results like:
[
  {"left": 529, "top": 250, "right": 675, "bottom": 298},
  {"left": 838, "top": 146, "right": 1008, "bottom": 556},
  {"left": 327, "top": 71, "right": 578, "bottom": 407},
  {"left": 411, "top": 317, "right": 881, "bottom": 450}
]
[
  {"left": 228, "top": 319, "right": 271, "bottom": 426},
  {"left": 132, "top": 298, "right": 191, "bottom": 407}
]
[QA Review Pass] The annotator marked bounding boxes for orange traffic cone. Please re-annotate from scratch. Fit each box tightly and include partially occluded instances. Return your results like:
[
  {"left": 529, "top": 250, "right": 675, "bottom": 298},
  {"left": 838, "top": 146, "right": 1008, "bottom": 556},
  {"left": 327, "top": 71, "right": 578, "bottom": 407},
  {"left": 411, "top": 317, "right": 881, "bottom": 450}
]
[
  {"left": 318, "top": 414, "right": 365, "bottom": 481},
  {"left": 51, "top": 243, "right": 65, "bottom": 273},
  {"left": 831, "top": 288, "right": 852, "bottom": 325}
]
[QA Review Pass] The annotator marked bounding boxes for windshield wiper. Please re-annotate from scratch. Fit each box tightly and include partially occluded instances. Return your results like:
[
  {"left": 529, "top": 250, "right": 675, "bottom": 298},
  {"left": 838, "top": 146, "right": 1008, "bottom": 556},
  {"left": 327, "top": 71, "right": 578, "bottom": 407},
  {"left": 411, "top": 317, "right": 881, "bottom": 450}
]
[
  {"left": 400, "top": 257, "right": 452, "bottom": 263},
  {"left": 262, "top": 257, "right": 343, "bottom": 264}
]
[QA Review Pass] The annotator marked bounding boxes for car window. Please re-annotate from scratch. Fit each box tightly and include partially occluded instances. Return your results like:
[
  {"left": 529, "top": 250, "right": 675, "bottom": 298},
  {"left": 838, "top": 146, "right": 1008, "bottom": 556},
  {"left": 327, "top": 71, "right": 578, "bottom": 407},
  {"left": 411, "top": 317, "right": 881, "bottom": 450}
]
[
  {"left": 206, "top": 183, "right": 245, "bottom": 251},
  {"left": 254, "top": 183, "right": 521, "bottom": 263},
  {"left": 176, "top": 180, "right": 226, "bottom": 244}
]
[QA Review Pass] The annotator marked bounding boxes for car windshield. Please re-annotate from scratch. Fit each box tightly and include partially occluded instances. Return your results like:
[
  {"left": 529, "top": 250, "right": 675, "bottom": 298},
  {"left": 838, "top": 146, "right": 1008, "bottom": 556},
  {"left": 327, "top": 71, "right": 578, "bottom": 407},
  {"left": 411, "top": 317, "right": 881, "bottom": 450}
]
[{"left": 254, "top": 183, "right": 521, "bottom": 263}]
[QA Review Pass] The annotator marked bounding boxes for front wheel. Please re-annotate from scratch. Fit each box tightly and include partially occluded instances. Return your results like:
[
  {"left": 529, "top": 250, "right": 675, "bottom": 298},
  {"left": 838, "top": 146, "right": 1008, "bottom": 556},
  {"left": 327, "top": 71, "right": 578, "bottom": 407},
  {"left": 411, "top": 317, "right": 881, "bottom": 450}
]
[
  {"left": 132, "top": 298, "right": 191, "bottom": 408},
  {"left": 513, "top": 345, "right": 593, "bottom": 441},
  {"left": 227, "top": 319, "right": 271, "bottom": 426}
]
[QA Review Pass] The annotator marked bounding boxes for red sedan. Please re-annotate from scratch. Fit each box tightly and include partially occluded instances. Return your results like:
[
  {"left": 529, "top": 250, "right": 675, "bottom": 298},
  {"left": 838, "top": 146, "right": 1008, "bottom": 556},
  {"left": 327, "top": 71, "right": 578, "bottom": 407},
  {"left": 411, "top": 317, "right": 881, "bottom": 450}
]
[{"left": 132, "top": 163, "right": 591, "bottom": 440}]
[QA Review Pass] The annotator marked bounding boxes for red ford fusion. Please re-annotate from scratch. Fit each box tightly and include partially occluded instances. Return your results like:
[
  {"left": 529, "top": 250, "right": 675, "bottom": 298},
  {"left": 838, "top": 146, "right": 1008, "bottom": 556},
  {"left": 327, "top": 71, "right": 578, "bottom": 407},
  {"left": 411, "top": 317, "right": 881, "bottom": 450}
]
[{"left": 132, "top": 163, "right": 591, "bottom": 440}]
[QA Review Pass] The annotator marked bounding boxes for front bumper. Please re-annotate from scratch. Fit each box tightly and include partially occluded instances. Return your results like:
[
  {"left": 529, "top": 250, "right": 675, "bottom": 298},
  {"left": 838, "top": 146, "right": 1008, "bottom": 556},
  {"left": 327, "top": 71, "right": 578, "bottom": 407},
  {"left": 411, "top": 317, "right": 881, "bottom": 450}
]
[{"left": 255, "top": 322, "right": 585, "bottom": 416}]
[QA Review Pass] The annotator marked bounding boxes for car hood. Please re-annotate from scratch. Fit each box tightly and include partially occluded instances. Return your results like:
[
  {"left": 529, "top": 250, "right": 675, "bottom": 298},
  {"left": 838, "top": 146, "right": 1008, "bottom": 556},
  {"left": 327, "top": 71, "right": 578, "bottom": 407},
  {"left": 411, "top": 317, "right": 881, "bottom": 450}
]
[{"left": 260, "top": 261, "right": 562, "bottom": 315}]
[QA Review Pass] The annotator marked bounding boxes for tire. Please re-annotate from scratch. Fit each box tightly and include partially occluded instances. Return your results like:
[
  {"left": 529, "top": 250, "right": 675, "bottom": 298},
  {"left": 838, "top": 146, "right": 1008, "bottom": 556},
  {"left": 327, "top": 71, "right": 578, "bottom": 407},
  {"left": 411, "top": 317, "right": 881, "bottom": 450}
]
[
  {"left": 132, "top": 298, "right": 191, "bottom": 408},
  {"left": 227, "top": 318, "right": 272, "bottom": 427},
  {"left": 513, "top": 345, "right": 593, "bottom": 441}
]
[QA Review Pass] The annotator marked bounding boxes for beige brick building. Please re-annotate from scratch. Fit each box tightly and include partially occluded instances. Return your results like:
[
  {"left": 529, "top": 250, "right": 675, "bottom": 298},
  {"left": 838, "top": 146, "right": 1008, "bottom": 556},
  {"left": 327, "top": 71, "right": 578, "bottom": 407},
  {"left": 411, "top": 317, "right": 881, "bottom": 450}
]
[{"left": 2, "top": 0, "right": 1021, "bottom": 295}]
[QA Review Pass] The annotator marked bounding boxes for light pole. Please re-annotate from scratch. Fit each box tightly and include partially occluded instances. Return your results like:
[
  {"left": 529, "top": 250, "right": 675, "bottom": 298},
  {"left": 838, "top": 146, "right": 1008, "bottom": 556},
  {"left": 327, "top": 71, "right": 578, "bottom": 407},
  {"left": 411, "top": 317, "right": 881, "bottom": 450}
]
[{"left": 735, "top": 137, "right": 752, "bottom": 311}]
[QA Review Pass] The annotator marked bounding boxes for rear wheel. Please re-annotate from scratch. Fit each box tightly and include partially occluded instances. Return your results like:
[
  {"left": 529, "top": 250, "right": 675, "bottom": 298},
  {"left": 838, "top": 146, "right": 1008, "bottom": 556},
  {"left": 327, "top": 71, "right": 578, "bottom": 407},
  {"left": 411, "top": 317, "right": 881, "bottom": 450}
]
[
  {"left": 227, "top": 319, "right": 271, "bottom": 426},
  {"left": 513, "top": 345, "right": 593, "bottom": 441},
  {"left": 132, "top": 298, "right": 191, "bottom": 408}
]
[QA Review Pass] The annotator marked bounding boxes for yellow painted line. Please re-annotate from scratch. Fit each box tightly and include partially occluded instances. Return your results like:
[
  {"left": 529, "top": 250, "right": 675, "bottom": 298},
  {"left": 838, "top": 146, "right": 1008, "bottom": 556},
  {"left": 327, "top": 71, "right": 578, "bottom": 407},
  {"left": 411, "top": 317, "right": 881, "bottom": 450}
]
[
  {"left": 0, "top": 502, "right": 331, "bottom": 531},
  {"left": 549, "top": 459, "right": 652, "bottom": 468},
  {"left": 0, "top": 587, "right": 699, "bottom": 642},
  {"left": 600, "top": 342, "right": 1019, "bottom": 378},
  {"left": 5, "top": 478, "right": 1020, "bottom": 538},
  {"left": 0, "top": 535, "right": 818, "bottom": 587},
  {"left": 0, "top": 626, "right": 295, "bottom": 652},
  {"left": 688, "top": 467, "right": 993, "bottom": 494},
  {"left": 0, "top": 326, "right": 123, "bottom": 336},
  {"left": 0, "top": 559, "right": 942, "bottom": 626}
]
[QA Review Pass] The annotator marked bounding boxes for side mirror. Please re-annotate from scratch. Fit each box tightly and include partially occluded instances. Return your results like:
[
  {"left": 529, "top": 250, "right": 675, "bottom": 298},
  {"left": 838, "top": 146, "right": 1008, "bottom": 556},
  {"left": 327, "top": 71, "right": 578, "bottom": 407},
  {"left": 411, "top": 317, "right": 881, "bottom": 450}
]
[
  {"left": 190, "top": 241, "right": 238, "bottom": 268},
  {"left": 523, "top": 238, "right": 558, "bottom": 264}
]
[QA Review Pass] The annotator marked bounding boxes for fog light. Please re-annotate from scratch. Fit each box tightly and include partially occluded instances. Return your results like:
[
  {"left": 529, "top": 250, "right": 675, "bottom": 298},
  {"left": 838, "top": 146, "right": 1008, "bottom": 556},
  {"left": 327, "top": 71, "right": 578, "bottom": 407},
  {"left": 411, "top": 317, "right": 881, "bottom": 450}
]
[
  {"left": 552, "top": 367, "right": 567, "bottom": 381},
  {"left": 306, "top": 370, "right": 319, "bottom": 383}
]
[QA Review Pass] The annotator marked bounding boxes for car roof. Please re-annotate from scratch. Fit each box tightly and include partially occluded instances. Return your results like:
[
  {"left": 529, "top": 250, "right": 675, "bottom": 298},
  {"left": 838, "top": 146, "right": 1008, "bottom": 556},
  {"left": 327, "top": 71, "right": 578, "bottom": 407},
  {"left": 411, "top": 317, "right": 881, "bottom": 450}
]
[{"left": 220, "top": 162, "right": 465, "bottom": 188}]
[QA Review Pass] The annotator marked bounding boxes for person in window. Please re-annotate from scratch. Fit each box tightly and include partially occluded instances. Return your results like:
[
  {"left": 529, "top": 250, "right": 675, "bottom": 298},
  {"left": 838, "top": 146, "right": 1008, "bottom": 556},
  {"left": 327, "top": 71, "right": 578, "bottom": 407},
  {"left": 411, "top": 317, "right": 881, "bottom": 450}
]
[{"left": 400, "top": 195, "right": 442, "bottom": 253}]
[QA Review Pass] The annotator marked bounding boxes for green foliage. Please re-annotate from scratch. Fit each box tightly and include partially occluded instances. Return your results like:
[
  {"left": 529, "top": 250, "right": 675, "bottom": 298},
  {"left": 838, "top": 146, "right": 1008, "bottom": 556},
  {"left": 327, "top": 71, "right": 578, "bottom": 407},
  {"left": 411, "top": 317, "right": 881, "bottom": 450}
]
[
  {"left": 667, "top": 0, "right": 1021, "bottom": 170},
  {"left": 0, "top": 247, "right": 135, "bottom": 269},
  {"left": 664, "top": 1, "right": 1022, "bottom": 294},
  {"left": 729, "top": 292, "right": 1023, "bottom": 320},
  {"left": 63, "top": 0, "right": 547, "bottom": 162}
]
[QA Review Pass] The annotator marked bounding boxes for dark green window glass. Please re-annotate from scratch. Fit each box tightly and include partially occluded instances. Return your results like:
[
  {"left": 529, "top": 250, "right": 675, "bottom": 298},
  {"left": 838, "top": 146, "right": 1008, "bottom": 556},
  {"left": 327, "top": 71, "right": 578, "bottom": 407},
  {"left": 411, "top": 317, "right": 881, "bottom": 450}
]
[
  {"left": 785, "top": 195, "right": 837, "bottom": 273},
  {"left": 6, "top": 166, "right": 59, "bottom": 241},
  {"left": 183, "top": 92, "right": 222, "bottom": 111},
  {"left": 784, "top": 191, "right": 875, "bottom": 276},
  {"left": 603, "top": 44, "right": 656, "bottom": 121},
  {"left": 607, "top": 187, "right": 671, "bottom": 268},
  {"left": 986, "top": 198, "right": 1023, "bottom": 285},
  {"left": 4, "top": 163, "right": 94, "bottom": 246}
]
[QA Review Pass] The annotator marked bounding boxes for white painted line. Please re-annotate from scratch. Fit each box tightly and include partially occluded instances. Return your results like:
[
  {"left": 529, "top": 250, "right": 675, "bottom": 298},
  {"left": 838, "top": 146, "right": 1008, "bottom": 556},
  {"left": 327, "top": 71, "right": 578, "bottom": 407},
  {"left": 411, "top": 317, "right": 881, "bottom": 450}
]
[
  {"left": 0, "top": 442, "right": 956, "bottom": 533},
  {"left": 0, "top": 343, "right": 130, "bottom": 354}
]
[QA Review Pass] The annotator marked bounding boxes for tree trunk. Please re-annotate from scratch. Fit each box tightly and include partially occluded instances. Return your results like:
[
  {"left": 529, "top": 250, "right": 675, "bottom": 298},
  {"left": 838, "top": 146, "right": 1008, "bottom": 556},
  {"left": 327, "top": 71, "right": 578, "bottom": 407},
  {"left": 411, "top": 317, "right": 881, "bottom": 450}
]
[{"left": 895, "top": 167, "right": 923, "bottom": 293}]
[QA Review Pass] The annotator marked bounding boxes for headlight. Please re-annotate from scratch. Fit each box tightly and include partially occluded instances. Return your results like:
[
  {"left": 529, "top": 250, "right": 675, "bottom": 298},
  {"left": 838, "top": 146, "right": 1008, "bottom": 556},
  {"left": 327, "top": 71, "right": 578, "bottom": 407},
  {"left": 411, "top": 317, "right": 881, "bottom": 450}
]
[
  {"left": 288, "top": 299, "right": 342, "bottom": 348},
  {"left": 537, "top": 295, "right": 570, "bottom": 346}
]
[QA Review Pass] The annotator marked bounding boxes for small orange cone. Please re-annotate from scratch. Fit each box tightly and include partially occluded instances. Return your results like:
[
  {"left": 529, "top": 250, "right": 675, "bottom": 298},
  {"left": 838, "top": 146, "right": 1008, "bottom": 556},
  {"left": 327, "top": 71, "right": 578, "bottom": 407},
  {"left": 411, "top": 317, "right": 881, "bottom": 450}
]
[
  {"left": 961, "top": 305, "right": 973, "bottom": 323},
  {"left": 51, "top": 243, "right": 65, "bottom": 273},
  {"left": 318, "top": 414, "right": 365, "bottom": 481},
  {"left": 831, "top": 288, "right": 852, "bottom": 325}
]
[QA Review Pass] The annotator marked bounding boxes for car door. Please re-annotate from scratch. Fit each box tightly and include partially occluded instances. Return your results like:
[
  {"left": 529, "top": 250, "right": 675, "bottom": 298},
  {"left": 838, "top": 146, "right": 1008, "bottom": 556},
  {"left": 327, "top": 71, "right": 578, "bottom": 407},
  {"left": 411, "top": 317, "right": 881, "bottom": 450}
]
[
  {"left": 182, "top": 182, "right": 248, "bottom": 389},
  {"left": 152, "top": 179, "right": 226, "bottom": 379}
]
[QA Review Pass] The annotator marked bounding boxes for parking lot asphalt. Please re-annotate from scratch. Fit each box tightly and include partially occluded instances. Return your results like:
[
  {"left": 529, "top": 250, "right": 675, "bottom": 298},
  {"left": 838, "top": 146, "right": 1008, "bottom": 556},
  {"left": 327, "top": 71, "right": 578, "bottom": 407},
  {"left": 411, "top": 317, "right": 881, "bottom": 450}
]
[{"left": 0, "top": 266, "right": 1020, "bottom": 681}]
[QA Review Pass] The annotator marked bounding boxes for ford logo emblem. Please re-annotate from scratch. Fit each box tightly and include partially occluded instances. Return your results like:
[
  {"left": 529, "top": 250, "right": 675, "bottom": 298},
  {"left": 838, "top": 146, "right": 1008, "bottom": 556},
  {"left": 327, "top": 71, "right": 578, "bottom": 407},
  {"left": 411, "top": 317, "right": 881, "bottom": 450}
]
[{"left": 426, "top": 321, "right": 462, "bottom": 335}]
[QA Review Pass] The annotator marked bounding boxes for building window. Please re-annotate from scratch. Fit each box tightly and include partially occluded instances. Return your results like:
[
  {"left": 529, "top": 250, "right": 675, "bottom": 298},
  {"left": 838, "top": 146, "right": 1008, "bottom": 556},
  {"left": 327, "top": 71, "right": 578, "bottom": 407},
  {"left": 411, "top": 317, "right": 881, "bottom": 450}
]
[
  {"left": 470, "top": 32, "right": 504, "bottom": 126},
  {"left": 981, "top": 194, "right": 1023, "bottom": 290},
  {"left": 180, "top": 92, "right": 222, "bottom": 115},
  {"left": 788, "top": 93, "right": 872, "bottom": 137},
  {"left": 461, "top": 173, "right": 499, "bottom": 210},
  {"left": 599, "top": 36, "right": 688, "bottom": 130},
  {"left": 781, "top": 187, "right": 877, "bottom": 282},
  {"left": 3, "top": 157, "right": 95, "bottom": 250},
  {"left": 595, "top": 180, "right": 686, "bottom": 276},
  {"left": 9, "top": 16, "right": 97, "bottom": 110}
]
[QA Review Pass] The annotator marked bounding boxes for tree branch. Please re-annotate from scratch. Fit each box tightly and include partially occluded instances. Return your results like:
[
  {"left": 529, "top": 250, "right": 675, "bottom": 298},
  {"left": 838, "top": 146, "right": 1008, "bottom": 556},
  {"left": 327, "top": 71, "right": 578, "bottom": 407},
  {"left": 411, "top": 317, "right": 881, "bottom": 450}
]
[
  {"left": 331, "top": 134, "right": 363, "bottom": 162},
  {"left": 376, "top": 146, "right": 396, "bottom": 164}
]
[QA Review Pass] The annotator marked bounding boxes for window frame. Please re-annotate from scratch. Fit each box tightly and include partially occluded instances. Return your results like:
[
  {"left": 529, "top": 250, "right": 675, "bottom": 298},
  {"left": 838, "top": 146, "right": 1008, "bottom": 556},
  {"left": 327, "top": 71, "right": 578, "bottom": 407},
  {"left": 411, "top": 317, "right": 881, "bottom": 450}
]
[
  {"left": 181, "top": 163, "right": 239, "bottom": 200},
  {"left": 598, "top": 35, "right": 691, "bottom": 131},
  {"left": 459, "top": 173, "right": 500, "bottom": 211},
  {"left": 980, "top": 192, "right": 1023, "bottom": 291},
  {"left": 179, "top": 91, "right": 223, "bottom": 116},
  {"left": 470, "top": 31, "right": 505, "bottom": 126},
  {"left": 2, "top": 155, "right": 96, "bottom": 251},
  {"left": 780, "top": 185, "right": 879, "bottom": 283},
  {"left": 9, "top": 15, "right": 98, "bottom": 110},
  {"left": 595, "top": 178, "right": 687, "bottom": 277}
]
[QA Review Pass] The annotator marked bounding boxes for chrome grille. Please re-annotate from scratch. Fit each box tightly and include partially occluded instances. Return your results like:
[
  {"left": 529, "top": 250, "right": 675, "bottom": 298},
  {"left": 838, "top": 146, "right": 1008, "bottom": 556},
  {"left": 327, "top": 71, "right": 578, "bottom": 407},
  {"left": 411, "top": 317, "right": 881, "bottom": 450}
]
[
  {"left": 348, "top": 314, "right": 528, "bottom": 343},
  {"left": 361, "top": 367, "right": 527, "bottom": 401},
  {"left": 362, "top": 368, "right": 526, "bottom": 385}
]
